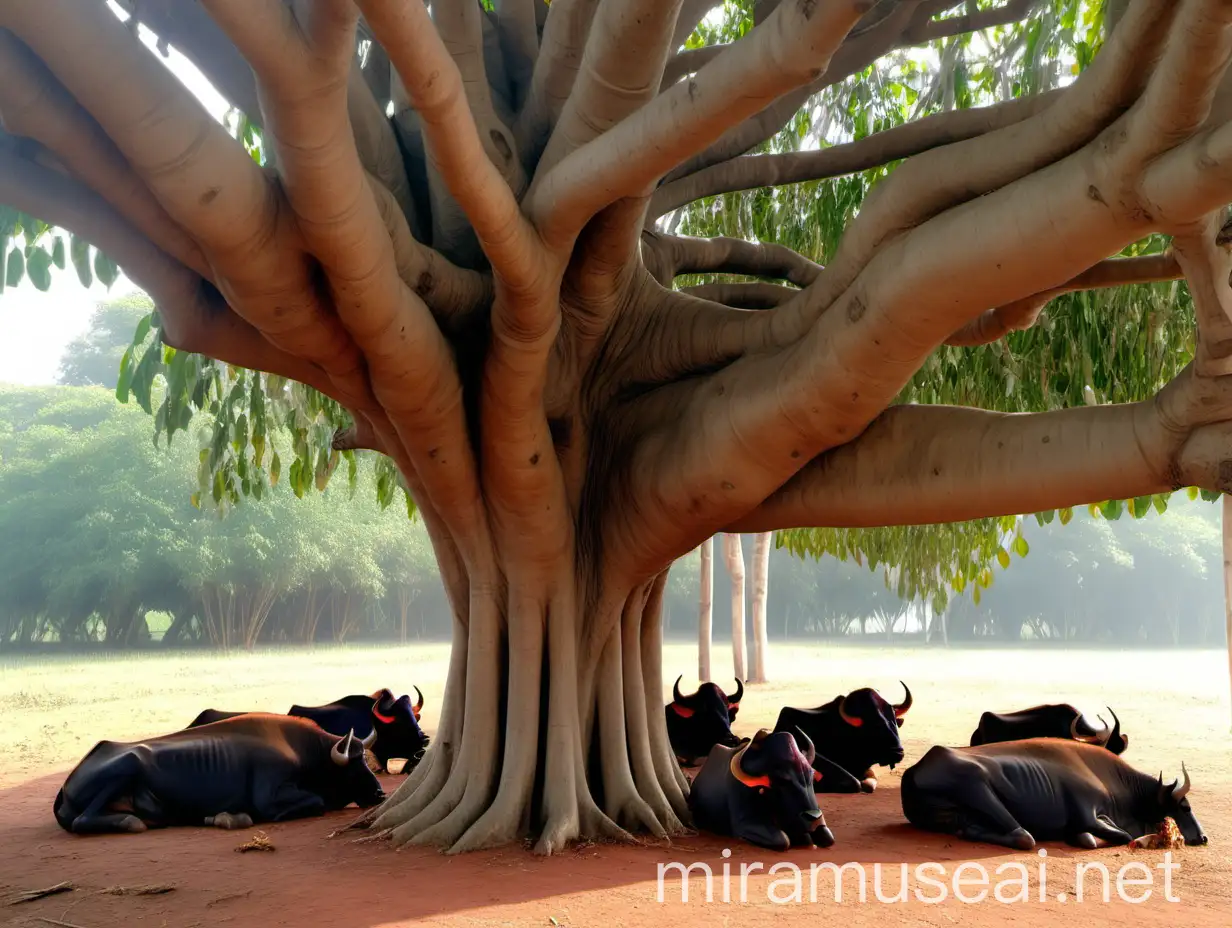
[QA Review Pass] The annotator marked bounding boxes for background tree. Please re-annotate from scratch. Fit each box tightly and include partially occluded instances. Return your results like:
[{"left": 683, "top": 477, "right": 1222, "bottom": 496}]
[
  {"left": 4, "top": 0, "right": 1232, "bottom": 854},
  {"left": 56, "top": 294, "right": 152, "bottom": 389}
]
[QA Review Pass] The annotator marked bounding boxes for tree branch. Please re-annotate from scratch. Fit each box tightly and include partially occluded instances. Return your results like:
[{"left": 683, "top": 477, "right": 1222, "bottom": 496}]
[
  {"left": 0, "top": 145, "right": 337, "bottom": 401},
  {"left": 902, "top": 0, "right": 1038, "bottom": 44},
  {"left": 533, "top": 0, "right": 685, "bottom": 182},
  {"left": 1, "top": 0, "right": 371, "bottom": 396},
  {"left": 661, "top": 1, "right": 928, "bottom": 186},
  {"left": 0, "top": 30, "right": 210, "bottom": 280},
  {"left": 650, "top": 90, "right": 1059, "bottom": 218},
  {"left": 110, "top": 0, "right": 263, "bottom": 127},
  {"left": 650, "top": 233, "right": 823, "bottom": 286},
  {"left": 767, "top": 0, "right": 1182, "bottom": 347},
  {"left": 347, "top": 59, "right": 418, "bottom": 235},
  {"left": 679, "top": 282, "right": 799, "bottom": 309},
  {"left": 514, "top": 0, "right": 601, "bottom": 164},
  {"left": 724, "top": 401, "right": 1177, "bottom": 532},
  {"left": 945, "top": 252, "right": 1183, "bottom": 347},
  {"left": 529, "top": 0, "right": 871, "bottom": 252},
  {"left": 494, "top": 0, "right": 540, "bottom": 111},
  {"left": 659, "top": 45, "right": 726, "bottom": 92}
]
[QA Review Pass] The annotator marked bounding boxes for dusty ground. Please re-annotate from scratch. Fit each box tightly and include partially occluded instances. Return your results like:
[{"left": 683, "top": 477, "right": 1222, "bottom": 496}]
[{"left": 1, "top": 642, "right": 1230, "bottom": 927}]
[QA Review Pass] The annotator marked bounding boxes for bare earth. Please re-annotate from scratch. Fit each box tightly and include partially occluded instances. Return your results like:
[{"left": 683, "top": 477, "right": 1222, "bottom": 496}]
[{"left": 1, "top": 642, "right": 1230, "bottom": 927}]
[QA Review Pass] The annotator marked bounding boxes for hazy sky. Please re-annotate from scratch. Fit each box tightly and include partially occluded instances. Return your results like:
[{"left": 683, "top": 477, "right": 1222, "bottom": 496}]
[{"left": 0, "top": 3, "right": 228, "bottom": 388}]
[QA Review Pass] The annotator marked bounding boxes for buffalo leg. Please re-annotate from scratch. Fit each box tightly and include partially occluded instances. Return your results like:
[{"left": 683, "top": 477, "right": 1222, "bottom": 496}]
[
  {"left": 906, "top": 756, "right": 1034, "bottom": 850},
  {"left": 205, "top": 812, "right": 255, "bottom": 830},
  {"left": 858, "top": 767, "right": 878, "bottom": 793},
  {"left": 732, "top": 818, "right": 792, "bottom": 852},
  {"left": 1070, "top": 816, "right": 1133, "bottom": 848},
  {"left": 66, "top": 753, "right": 148, "bottom": 834},
  {"left": 952, "top": 783, "right": 1035, "bottom": 850},
  {"left": 261, "top": 786, "right": 327, "bottom": 822}
]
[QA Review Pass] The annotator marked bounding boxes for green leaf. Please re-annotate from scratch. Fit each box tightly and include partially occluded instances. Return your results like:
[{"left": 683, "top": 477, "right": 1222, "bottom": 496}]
[
  {"left": 1188, "top": 486, "right": 1200, "bottom": 501},
  {"left": 133, "top": 313, "right": 153, "bottom": 347},
  {"left": 94, "top": 250, "right": 119, "bottom": 288},
  {"left": 1152, "top": 494, "right": 1169, "bottom": 515},
  {"left": 1100, "top": 498, "right": 1124, "bottom": 520},
  {"left": 115, "top": 346, "right": 135, "bottom": 403},
  {"left": 270, "top": 452, "right": 282, "bottom": 487},
  {"left": 70, "top": 235, "right": 93, "bottom": 288},
  {"left": 6, "top": 247, "right": 25, "bottom": 288},
  {"left": 130, "top": 344, "right": 161, "bottom": 415},
  {"left": 1013, "top": 535, "right": 1030, "bottom": 558},
  {"left": 0, "top": 205, "right": 18, "bottom": 238},
  {"left": 996, "top": 548, "right": 1011, "bottom": 569},
  {"left": 1058, "top": 507, "right": 1073, "bottom": 526},
  {"left": 51, "top": 237, "right": 66, "bottom": 270}
]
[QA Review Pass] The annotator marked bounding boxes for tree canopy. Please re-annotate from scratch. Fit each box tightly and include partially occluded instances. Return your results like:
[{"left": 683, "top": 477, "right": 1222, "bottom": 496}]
[{"left": 3, "top": 0, "right": 1231, "bottom": 855}]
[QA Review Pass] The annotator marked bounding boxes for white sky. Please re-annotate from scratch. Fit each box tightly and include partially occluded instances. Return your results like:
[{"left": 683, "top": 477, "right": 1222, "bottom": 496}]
[{"left": 0, "top": 3, "right": 227, "bottom": 387}]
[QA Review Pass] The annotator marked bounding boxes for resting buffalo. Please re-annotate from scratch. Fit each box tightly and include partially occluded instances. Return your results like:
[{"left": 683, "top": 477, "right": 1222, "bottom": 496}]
[
  {"left": 666, "top": 676, "right": 745, "bottom": 765},
  {"left": 773, "top": 682, "right": 912, "bottom": 793},
  {"left": 189, "top": 687, "right": 428, "bottom": 773},
  {"left": 54, "top": 714, "right": 385, "bottom": 835},
  {"left": 690, "top": 727, "right": 835, "bottom": 851},
  {"left": 901, "top": 739, "right": 1206, "bottom": 850},
  {"left": 969, "top": 703, "right": 1128, "bottom": 754}
]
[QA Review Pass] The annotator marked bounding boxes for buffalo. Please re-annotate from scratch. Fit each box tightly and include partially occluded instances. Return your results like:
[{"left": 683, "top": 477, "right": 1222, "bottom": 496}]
[
  {"left": 689, "top": 727, "right": 835, "bottom": 851},
  {"left": 969, "top": 703, "right": 1128, "bottom": 754},
  {"left": 189, "top": 686, "right": 429, "bottom": 773},
  {"left": 773, "top": 682, "right": 912, "bottom": 793},
  {"left": 54, "top": 714, "right": 385, "bottom": 835},
  {"left": 665, "top": 676, "right": 745, "bottom": 766},
  {"left": 901, "top": 738, "right": 1206, "bottom": 850}
]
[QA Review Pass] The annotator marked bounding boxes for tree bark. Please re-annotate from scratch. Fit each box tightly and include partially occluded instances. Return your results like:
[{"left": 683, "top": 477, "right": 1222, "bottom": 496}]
[
  {"left": 722, "top": 533, "right": 746, "bottom": 682},
  {"left": 698, "top": 537, "right": 713, "bottom": 682},
  {"left": 748, "top": 531, "right": 771, "bottom": 684},
  {"left": 1224, "top": 494, "right": 1232, "bottom": 731}
]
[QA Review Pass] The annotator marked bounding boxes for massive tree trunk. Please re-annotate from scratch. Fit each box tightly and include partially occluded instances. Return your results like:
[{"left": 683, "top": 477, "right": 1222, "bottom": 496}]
[
  {"left": 697, "top": 537, "right": 713, "bottom": 682},
  {"left": 722, "top": 533, "right": 747, "bottom": 681},
  {"left": 6, "top": 0, "right": 1232, "bottom": 854},
  {"left": 748, "top": 531, "right": 771, "bottom": 683}
]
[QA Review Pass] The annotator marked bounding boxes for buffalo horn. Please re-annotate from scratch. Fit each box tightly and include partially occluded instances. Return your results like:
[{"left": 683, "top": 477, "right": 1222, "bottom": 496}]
[
  {"left": 1173, "top": 762, "right": 1191, "bottom": 801},
  {"left": 1105, "top": 707, "right": 1121, "bottom": 747},
  {"left": 893, "top": 681, "right": 913, "bottom": 718},
  {"left": 1069, "top": 715, "right": 1102, "bottom": 743},
  {"left": 729, "top": 678, "right": 744, "bottom": 705},
  {"left": 838, "top": 696, "right": 864, "bottom": 728},
  {"left": 360, "top": 727, "right": 378, "bottom": 750},
  {"left": 413, "top": 685, "right": 424, "bottom": 715},
  {"left": 794, "top": 726, "right": 816, "bottom": 766},
  {"left": 728, "top": 740, "right": 771, "bottom": 789},
  {"left": 673, "top": 675, "right": 690, "bottom": 705},
  {"left": 331, "top": 729, "right": 357, "bottom": 766}
]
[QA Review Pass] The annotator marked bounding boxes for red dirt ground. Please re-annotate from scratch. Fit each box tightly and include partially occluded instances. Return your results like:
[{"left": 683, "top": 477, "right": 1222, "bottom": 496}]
[{"left": 2, "top": 765, "right": 1229, "bottom": 928}]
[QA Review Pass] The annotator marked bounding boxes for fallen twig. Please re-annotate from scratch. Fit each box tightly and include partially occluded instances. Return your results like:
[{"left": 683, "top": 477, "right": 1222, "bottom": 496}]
[
  {"left": 99, "top": 884, "right": 176, "bottom": 896},
  {"left": 35, "top": 917, "right": 91, "bottom": 928},
  {"left": 8, "top": 882, "right": 74, "bottom": 905}
]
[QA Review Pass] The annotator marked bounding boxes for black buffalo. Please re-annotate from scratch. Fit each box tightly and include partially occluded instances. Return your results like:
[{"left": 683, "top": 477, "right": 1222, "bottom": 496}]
[
  {"left": 969, "top": 703, "right": 1128, "bottom": 754},
  {"left": 189, "top": 687, "right": 429, "bottom": 774},
  {"left": 665, "top": 676, "right": 745, "bottom": 765},
  {"left": 902, "top": 739, "right": 1206, "bottom": 850},
  {"left": 773, "top": 682, "right": 912, "bottom": 793},
  {"left": 54, "top": 714, "right": 385, "bottom": 835},
  {"left": 690, "top": 727, "right": 835, "bottom": 851}
]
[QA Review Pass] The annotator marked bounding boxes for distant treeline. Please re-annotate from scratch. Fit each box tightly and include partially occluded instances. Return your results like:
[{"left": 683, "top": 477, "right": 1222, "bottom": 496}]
[{"left": 1, "top": 384, "right": 1226, "bottom": 651}]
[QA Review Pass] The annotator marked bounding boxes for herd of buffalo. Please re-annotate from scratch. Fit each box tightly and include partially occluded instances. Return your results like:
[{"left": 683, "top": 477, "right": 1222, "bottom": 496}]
[{"left": 53, "top": 677, "right": 1207, "bottom": 856}]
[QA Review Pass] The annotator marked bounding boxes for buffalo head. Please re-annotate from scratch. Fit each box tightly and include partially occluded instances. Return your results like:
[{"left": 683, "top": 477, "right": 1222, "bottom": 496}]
[
  {"left": 370, "top": 688, "right": 430, "bottom": 769},
  {"left": 324, "top": 729, "right": 386, "bottom": 809},
  {"left": 667, "top": 676, "right": 745, "bottom": 764},
  {"left": 1069, "top": 707, "right": 1129, "bottom": 755},
  {"left": 833, "top": 682, "right": 912, "bottom": 768},
  {"left": 1151, "top": 764, "right": 1206, "bottom": 846},
  {"left": 730, "top": 728, "right": 834, "bottom": 848}
]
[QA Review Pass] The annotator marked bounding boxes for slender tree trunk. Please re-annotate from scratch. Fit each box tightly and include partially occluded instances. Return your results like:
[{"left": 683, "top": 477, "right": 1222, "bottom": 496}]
[
  {"left": 722, "top": 533, "right": 746, "bottom": 681},
  {"left": 1224, "top": 494, "right": 1232, "bottom": 730},
  {"left": 748, "top": 531, "right": 771, "bottom": 683},
  {"left": 698, "top": 537, "right": 713, "bottom": 682}
]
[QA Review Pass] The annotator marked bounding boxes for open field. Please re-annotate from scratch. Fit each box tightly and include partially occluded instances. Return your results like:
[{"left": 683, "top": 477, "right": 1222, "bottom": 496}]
[{"left": 1, "top": 642, "right": 1230, "bottom": 927}]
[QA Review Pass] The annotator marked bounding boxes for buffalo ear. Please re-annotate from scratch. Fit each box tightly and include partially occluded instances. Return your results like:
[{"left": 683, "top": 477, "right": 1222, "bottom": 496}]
[
  {"left": 670, "top": 703, "right": 695, "bottom": 718},
  {"left": 895, "top": 718, "right": 905, "bottom": 728}
]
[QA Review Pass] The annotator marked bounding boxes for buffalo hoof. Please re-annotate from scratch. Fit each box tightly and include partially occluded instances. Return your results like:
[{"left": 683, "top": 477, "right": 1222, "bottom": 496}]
[
  {"left": 1009, "top": 828, "right": 1036, "bottom": 850},
  {"left": 811, "top": 826, "right": 836, "bottom": 848},
  {"left": 207, "top": 812, "right": 254, "bottom": 830},
  {"left": 859, "top": 778, "right": 877, "bottom": 793},
  {"left": 1070, "top": 832, "right": 1099, "bottom": 850},
  {"left": 118, "top": 815, "right": 147, "bottom": 833}
]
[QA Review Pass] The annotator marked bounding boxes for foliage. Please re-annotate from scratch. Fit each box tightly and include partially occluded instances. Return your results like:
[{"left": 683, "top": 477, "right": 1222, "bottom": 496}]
[
  {"left": 56, "top": 293, "right": 152, "bottom": 389},
  {"left": 0, "top": 385, "right": 440, "bottom": 650}
]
